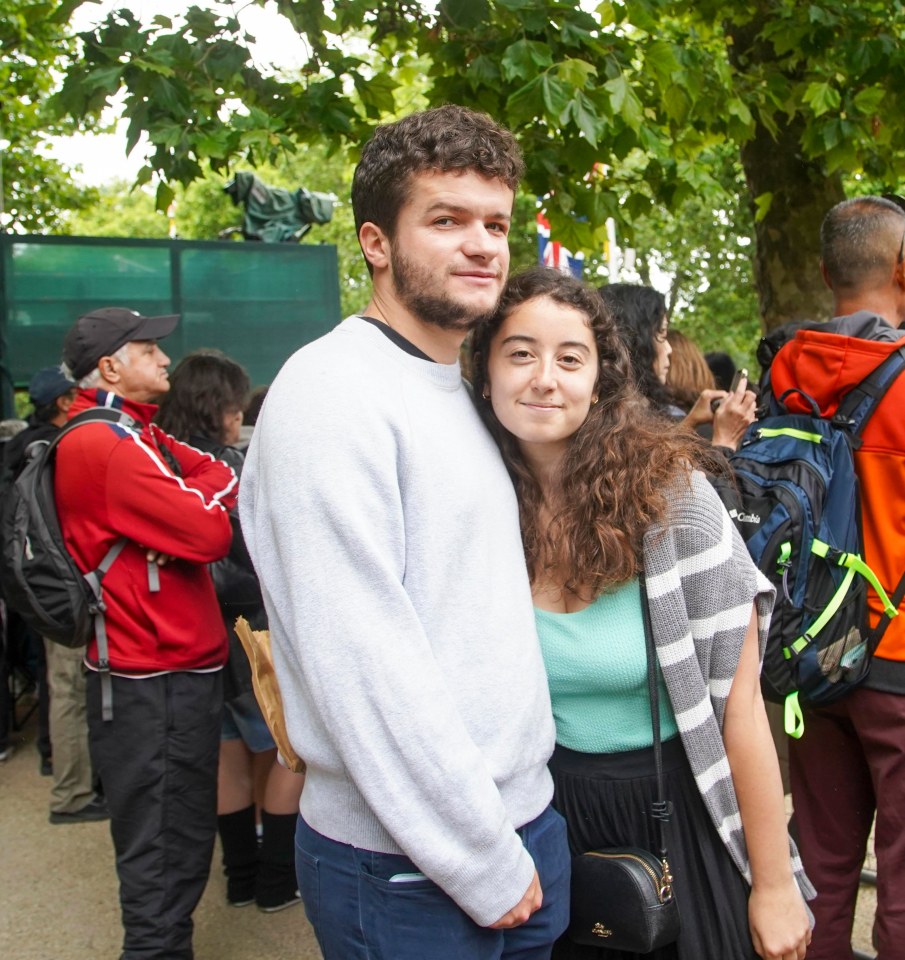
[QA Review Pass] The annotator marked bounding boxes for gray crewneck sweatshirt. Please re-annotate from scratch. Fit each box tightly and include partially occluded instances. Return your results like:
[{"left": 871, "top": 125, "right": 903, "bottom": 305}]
[{"left": 240, "top": 317, "right": 556, "bottom": 925}]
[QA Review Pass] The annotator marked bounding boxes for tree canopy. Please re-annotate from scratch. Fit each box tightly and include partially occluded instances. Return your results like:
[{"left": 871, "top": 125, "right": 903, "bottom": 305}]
[
  {"left": 26, "top": 1, "right": 905, "bottom": 332},
  {"left": 1, "top": 0, "right": 95, "bottom": 231}
]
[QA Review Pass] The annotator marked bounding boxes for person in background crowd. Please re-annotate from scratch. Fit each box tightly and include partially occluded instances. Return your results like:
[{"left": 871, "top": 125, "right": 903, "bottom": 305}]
[
  {"left": 0, "top": 418, "right": 27, "bottom": 766},
  {"left": 237, "top": 384, "right": 268, "bottom": 450},
  {"left": 705, "top": 350, "right": 737, "bottom": 393},
  {"left": 666, "top": 329, "right": 717, "bottom": 413},
  {"left": 599, "top": 283, "right": 756, "bottom": 450},
  {"left": 56, "top": 307, "right": 237, "bottom": 960},
  {"left": 156, "top": 350, "right": 303, "bottom": 914},
  {"left": 770, "top": 195, "right": 905, "bottom": 959},
  {"left": 1, "top": 366, "right": 108, "bottom": 822},
  {"left": 473, "top": 267, "right": 813, "bottom": 960},
  {"left": 241, "top": 105, "right": 571, "bottom": 960}
]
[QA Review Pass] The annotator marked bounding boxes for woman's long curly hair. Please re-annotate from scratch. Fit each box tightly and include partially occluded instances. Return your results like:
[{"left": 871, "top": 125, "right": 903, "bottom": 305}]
[
  {"left": 472, "top": 267, "right": 722, "bottom": 596},
  {"left": 598, "top": 282, "right": 675, "bottom": 412}
]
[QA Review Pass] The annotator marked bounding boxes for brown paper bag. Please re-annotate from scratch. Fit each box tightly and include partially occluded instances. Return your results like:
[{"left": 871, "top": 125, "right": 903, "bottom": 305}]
[{"left": 233, "top": 616, "right": 306, "bottom": 774}]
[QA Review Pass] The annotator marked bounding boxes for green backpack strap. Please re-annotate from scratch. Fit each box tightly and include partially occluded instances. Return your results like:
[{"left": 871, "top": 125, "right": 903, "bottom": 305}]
[
  {"left": 782, "top": 541, "right": 900, "bottom": 737},
  {"left": 784, "top": 691, "right": 805, "bottom": 739}
]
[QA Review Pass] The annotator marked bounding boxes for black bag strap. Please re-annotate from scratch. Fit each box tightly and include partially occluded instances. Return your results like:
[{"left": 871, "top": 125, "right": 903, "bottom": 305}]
[
  {"left": 639, "top": 573, "right": 670, "bottom": 862},
  {"left": 832, "top": 343, "right": 905, "bottom": 640},
  {"left": 864, "top": 567, "right": 905, "bottom": 656},
  {"left": 49, "top": 407, "right": 138, "bottom": 722},
  {"left": 833, "top": 343, "right": 905, "bottom": 446}
]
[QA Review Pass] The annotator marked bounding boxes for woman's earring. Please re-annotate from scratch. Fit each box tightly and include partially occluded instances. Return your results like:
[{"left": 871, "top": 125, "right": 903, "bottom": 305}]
[
  {"left": 591, "top": 395, "right": 599, "bottom": 405},
  {"left": 482, "top": 387, "right": 490, "bottom": 400}
]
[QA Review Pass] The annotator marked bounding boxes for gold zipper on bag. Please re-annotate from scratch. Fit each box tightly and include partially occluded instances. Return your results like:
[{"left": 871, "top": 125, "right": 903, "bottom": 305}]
[{"left": 585, "top": 852, "right": 674, "bottom": 903}]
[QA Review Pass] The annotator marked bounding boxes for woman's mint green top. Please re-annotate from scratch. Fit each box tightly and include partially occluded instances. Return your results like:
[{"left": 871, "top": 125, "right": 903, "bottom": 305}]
[{"left": 534, "top": 578, "right": 678, "bottom": 753}]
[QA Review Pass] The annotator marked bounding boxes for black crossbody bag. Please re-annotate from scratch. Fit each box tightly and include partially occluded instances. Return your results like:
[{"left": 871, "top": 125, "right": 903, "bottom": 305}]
[{"left": 567, "top": 574, "right": 682, "bottom": 951}]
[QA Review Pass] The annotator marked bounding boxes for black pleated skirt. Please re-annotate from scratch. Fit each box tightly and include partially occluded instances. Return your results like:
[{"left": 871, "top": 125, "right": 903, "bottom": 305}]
[{"left": 550, "top": 738, "right": 756, "bottom": 960}]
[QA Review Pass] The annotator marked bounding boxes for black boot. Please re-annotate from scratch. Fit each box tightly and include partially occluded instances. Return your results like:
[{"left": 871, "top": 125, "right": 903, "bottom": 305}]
[
  {"left": 256, "top": 810, "right": 301, "bottom": 912},
  {"left": 218, "top": 804, "right": 259, "bottom": 907}
]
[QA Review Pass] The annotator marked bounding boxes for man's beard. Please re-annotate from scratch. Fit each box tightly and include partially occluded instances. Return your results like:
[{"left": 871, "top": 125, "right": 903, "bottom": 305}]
[{"left": 390, "top": 247, "right": 500, "bottom": 332}]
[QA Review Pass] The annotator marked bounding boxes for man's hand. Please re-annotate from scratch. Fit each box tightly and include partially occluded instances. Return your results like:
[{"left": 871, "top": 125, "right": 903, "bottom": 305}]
[
  {"left": 145, "top": 548, "right": 173, "bottom": 566},
  {"left": 488, "top": 870, "right": 542, "bottom": 929}
]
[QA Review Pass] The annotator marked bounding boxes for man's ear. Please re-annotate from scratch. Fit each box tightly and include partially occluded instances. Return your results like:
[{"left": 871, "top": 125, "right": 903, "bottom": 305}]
[
  {"left": 97, "top": 354, "right": 121, "bottom": 384},
  {"left": 56, "top": 392, "right": 76, "bottom": 415},
  {"left": 819, "top": 260, "right": 833, "bottom": 291},
  {"left": 894, "top": 253, "right": 905, "bottom": 294},
  {"left": 359, "top": 222, "right": 390, "bottom": 271}
]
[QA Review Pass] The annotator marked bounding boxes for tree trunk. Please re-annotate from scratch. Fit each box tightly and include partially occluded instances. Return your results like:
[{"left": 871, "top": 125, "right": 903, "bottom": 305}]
[
  {"left": 724, "top": 5, "right": 846, "bottom": 333},
  {"left": 739, "top": 117, "right": 845, "bottom": 332}
]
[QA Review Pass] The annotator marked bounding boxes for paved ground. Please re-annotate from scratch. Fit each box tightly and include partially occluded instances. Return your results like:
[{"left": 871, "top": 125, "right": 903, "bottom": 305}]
[
  {"left": 0, "top": 700, "right": 322, "bottom": 960},
  {"left": 1, "top": 696, "right": 878, "bottom": 959}
]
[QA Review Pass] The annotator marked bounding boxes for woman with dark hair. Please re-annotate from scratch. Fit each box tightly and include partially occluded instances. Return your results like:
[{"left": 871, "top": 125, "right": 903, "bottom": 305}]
[
  {"left": 156, "top": 349, "right": 304, "bottom": 913},
  {"left": 472, "top": 268, "right": 812, "bottom": 960},
  {"left": 599, "top": 283, "right": 755, "bottom": 450}
]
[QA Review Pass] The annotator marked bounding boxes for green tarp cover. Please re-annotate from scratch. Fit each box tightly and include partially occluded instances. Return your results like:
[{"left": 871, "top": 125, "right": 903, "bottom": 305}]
[{"left": 224, "top": 172, "right": 334, "bottom": 243}]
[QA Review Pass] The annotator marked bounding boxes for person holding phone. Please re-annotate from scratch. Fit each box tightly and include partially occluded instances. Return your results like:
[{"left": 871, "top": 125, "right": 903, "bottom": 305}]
[{"left": 599, "top": 284, "right": 756, "bottom": 450}]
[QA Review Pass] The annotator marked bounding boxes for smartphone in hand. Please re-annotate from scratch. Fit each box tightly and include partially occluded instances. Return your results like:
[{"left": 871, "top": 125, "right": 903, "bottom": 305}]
[
  {"left": 729, "top": 367, "right": 749, "bottom": 392},
  {"left": 712, "top": 368, "right": 749, "bottom": 411}
]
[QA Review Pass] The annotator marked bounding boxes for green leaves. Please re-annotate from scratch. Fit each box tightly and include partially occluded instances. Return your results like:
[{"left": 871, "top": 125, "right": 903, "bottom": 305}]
[
  {"left": 563, "top": 92, "right": 606, "bottom": 147},
  {"left": 753, "top": 191, "right": 773, "bottom": 223},
  {"left": 440, "top": 0, "right": 491, "bottom": 28},
  {"left": 803, "top": 80, "right": 841, "bottom": 117},
  {"left": 604, "top": 75, "right": 643, "bottom": 130},
  {"left": 852, "top": 85, "right": 885, "bottom": 115},
  {"left": 7, "top": 0, "right": 905, "bottom": 335},
  {"left": 501, "top": 39, "right": 553, "bottom": 82}
]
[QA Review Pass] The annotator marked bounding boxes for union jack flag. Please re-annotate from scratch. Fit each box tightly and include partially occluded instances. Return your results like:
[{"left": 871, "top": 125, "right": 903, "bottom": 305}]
[{"left": 536, "top": 212, "right": 584, "bottom": 278}]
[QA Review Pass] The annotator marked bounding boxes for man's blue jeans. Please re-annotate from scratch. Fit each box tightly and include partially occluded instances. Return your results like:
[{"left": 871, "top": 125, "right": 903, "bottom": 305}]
[{"left": 295, "top": 804, "right": 571, "bottom": 960}]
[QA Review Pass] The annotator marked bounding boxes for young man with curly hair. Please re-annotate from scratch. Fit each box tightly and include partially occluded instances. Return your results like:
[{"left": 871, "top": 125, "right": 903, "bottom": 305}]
[{"left": 241, "top": 106, "right": 570, "bottom": 959}]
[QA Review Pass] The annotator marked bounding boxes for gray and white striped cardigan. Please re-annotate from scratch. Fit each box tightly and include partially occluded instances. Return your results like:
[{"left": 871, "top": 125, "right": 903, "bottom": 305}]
[{"left": 642, "top": 470, "right": 816, "bottom": 902}]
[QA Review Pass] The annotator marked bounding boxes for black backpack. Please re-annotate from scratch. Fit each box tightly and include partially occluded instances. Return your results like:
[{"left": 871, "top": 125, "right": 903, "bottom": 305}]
[
  {"left": 0, "top": 407, "right": 133, "bottom": 656},
  {"left": 717, "top": 343, "right": 905, "bottom": 737}
]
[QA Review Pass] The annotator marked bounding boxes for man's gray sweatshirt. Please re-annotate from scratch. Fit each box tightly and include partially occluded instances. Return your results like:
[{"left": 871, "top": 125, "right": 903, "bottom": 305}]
[{"left": 240, "top": 317, "right": 556, "bottom": 925}]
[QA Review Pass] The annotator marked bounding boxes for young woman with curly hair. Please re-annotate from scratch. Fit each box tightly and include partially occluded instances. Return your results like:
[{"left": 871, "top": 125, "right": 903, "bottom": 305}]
[{"left": 472, "top": 268, "right": 813, "bottom": 960}]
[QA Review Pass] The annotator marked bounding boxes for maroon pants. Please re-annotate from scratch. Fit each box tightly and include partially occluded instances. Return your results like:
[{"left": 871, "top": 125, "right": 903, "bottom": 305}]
[{"left": 789, "top": 686, "right": 905, "bottom": 960}]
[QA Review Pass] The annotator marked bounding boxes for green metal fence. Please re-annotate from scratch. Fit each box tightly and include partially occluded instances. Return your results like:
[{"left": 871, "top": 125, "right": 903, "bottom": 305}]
[{"left": 0, "top": 234, "right": 342, "bottom": 417}]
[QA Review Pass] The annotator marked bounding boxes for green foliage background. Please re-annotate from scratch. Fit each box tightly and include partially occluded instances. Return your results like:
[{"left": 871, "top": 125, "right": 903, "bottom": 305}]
[{"left": 10, "top": 0, "right": 905, "bottom": 372}]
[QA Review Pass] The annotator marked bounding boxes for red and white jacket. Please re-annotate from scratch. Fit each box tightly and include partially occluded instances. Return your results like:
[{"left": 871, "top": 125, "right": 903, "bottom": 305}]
[{"left": 55, "top": 389, "right": 238, "bottom": 674}]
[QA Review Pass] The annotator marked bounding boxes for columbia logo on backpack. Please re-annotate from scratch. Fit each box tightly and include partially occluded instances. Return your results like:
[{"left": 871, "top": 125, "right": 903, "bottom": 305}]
[
  {"left": 717, "top": 342, "right": 905, "bottom": 738},
  {"left": 728, "top": 508, "right": 762, "bottom": 526}
]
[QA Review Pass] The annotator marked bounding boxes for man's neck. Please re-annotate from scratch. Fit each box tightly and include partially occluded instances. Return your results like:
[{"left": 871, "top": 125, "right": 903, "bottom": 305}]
[
  {"left": 362, "top": 295, "right": 465, "bottom": 364},
  {"left": 833, "top": 292, "right": 903, "bottom": 326}
]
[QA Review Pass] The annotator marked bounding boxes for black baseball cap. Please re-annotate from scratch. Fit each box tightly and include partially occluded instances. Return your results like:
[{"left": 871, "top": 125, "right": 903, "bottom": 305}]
[{"left": 63, "top": 307, "right": 179, "bottom": 380}]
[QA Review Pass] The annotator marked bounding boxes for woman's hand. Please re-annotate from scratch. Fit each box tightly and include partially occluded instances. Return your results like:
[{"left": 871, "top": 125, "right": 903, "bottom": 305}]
[
  {"left": 725, "top": 609, "right": 812, "bottom": 960},
  {"left": 712, "top": 375, "right": 757, "bottom": 450},
  {"left": 683, "top": 389, "right": 725, "bottom": 429},
  {"left": 748, "top": 880, "right": 812, "bottom": 960}
]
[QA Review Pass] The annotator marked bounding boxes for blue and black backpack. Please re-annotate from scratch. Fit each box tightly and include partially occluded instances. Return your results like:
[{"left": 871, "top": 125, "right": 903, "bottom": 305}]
[{"left": 718, "top": 343, "right": 905, "bottom": 737}]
